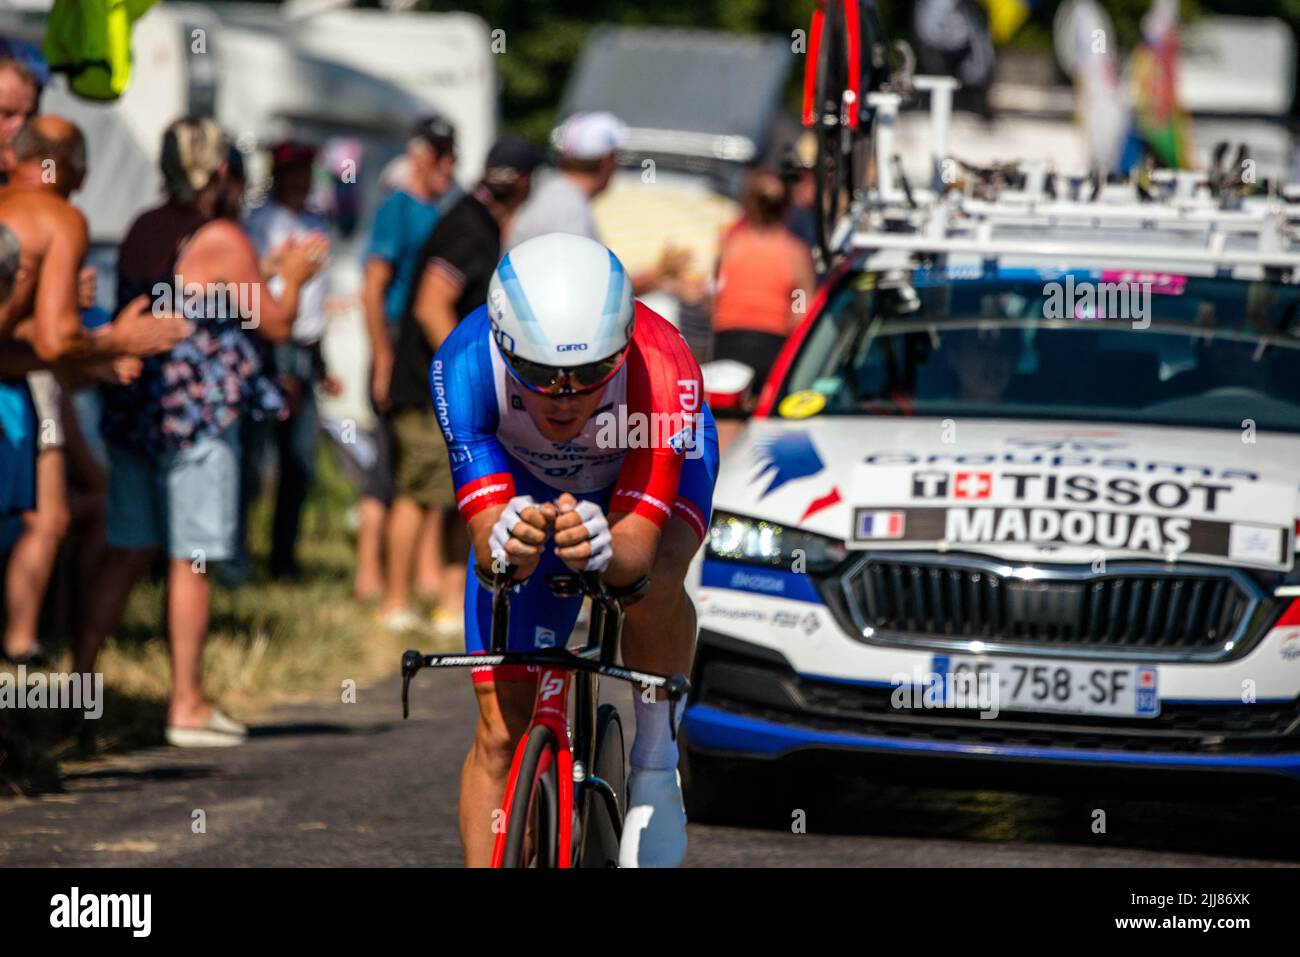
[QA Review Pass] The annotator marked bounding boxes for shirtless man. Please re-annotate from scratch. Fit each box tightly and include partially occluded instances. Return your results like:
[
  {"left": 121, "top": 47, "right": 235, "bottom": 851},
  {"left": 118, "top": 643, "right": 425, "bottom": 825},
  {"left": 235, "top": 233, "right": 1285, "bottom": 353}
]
[
  {"left": 0, "top": 116, "right": 188, "bottom": 665},
  {"left": 0, "top": 115, "right": 188, "bottom": 363}
]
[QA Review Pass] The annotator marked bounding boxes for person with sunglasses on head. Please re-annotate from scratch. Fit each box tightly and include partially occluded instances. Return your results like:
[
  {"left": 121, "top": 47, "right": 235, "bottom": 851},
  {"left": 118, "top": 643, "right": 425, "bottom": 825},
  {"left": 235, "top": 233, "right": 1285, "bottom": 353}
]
[{"left": 432, "top": 232, "right": 719, "bottom": 868}]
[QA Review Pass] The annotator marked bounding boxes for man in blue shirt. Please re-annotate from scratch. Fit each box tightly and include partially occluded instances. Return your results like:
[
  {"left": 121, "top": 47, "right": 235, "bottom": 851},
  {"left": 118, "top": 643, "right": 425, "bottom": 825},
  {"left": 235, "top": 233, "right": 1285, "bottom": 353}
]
[{"left": 355, "top": 116, "right": 456, "bottom": 603}]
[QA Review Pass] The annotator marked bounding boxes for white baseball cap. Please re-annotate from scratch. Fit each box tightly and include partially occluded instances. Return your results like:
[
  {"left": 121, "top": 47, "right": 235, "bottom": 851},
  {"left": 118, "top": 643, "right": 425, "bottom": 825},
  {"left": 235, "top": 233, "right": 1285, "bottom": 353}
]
[{"left": 552, "top": 111, "right": 628, "bottom": 161}]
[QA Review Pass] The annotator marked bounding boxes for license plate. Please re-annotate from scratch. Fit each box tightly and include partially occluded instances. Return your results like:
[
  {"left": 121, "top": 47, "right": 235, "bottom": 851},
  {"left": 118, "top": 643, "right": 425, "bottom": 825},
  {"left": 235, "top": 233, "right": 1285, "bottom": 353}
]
[{"left": 931, "top": 654, "right": 1160, "bottom": 718}]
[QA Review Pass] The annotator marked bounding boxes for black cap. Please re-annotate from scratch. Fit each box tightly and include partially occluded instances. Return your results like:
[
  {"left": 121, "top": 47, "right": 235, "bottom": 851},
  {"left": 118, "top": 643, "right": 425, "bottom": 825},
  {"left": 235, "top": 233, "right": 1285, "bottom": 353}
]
[
  {"left": 483, "top": 135, "right": 547, "bottom": 186},
  {"left": 413, "top": 115, "right": 456, "bottom": 152}
]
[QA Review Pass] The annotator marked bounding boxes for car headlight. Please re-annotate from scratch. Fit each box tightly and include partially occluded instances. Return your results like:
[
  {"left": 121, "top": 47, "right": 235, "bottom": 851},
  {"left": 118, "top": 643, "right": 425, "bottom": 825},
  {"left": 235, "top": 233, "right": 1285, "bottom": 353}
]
[{"left": 706, "top": 511, "right": 847, "bottom": 573}]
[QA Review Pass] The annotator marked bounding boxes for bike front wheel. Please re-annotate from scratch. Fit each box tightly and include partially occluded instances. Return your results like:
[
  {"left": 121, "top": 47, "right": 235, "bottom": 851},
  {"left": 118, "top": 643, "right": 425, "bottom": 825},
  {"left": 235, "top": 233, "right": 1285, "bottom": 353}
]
[
  {"left": 578, "top": 704, "right": 626, "bottom": 867},
  {"left": 811, "top": 1, "right": 852, "bottom": 261},
  {"left": 500, "top": 724, "right": 561, "bottom": 868}
]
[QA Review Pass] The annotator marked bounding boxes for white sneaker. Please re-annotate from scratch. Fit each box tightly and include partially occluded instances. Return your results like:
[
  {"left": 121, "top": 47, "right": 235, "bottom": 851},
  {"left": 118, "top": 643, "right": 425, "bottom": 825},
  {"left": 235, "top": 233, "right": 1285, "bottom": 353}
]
[
  {"left": 166, "top": 708, "right": 248, "bottom": 748},
  {"left": 618, "top": 768, "right": 688, "bottom": 868}
]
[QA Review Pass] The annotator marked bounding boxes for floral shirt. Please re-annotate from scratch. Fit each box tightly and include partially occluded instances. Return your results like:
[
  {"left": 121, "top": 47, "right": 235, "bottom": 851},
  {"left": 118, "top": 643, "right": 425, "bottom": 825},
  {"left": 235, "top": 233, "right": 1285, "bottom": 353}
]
[{"left": 101, "top": 218, "right": 285, "bottom": 454}]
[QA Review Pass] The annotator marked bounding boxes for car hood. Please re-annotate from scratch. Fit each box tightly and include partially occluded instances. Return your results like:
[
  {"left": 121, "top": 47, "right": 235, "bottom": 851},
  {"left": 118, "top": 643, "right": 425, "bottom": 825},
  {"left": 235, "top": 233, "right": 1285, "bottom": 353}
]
[{"left": 714, "top": 417, "right": 1300, "bottom": 572}]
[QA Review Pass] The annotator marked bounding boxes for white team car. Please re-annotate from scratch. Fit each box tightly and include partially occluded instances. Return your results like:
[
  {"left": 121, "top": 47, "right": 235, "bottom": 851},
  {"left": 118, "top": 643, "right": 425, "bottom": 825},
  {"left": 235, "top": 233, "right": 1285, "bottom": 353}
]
[{"left": 682, "top": 251, "right": 1300, "bottom": 818}]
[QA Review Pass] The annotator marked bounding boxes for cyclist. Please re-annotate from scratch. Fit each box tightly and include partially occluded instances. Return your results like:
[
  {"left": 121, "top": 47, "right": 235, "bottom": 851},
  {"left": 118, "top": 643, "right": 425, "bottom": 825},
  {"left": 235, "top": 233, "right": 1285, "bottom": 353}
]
[{"left": 432, "top": 232, "right": 718, "bottom": 867}]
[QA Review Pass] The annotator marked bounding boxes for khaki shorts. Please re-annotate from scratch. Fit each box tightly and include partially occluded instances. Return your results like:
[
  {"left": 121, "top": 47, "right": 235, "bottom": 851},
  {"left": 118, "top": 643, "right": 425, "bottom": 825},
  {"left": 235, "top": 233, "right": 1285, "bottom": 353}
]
[{"left": 389, "top": 407, "right": 455, "bottom": 510}]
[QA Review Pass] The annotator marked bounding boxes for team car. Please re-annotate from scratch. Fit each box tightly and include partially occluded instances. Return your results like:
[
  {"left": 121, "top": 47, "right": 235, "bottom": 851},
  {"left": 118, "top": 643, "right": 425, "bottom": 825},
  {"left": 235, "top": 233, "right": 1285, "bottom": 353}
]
[{"left": 681, "top": 165, "right": 1300, "bottom": 818}]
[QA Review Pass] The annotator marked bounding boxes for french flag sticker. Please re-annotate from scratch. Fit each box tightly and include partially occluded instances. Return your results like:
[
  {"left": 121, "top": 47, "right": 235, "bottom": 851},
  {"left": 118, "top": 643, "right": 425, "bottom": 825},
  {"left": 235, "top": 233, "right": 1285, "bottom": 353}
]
[{"left": 856, "top": 510, "right": 905, "bottom": 540}]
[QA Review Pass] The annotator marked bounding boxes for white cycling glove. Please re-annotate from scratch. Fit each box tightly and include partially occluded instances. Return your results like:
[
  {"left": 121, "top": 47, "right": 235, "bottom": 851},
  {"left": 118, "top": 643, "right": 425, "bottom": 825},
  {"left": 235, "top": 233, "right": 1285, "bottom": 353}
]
[
  {"left": 570, "top": 500, "right": 613, "bottom": 573},
  {"left": 488, "top": 495, "right": 537, "bottom": 568}
]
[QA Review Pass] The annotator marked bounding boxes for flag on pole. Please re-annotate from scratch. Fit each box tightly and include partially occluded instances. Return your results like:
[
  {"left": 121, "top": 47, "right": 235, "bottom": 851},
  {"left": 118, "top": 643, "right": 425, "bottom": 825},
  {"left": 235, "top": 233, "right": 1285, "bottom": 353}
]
[
  {"left": 1126, "top": 0, "right": 1193, "bottom": 169},
  {"left": 1060, "top": 0, "right": 1129, "bottom": 174}
]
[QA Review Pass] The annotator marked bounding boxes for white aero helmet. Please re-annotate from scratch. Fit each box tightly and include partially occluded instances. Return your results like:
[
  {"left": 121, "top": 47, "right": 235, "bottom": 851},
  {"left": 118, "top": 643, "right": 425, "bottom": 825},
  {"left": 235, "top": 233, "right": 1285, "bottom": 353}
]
[{"left": 487, "top": 233, "right": 635, "bottom": 395}]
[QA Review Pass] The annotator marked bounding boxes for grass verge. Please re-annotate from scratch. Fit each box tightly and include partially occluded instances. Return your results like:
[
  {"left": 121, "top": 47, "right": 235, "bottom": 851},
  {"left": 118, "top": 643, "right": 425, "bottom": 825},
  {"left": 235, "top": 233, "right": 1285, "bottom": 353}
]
[{"left": 1, "top": 446, "right": 458, "bottom": 795}]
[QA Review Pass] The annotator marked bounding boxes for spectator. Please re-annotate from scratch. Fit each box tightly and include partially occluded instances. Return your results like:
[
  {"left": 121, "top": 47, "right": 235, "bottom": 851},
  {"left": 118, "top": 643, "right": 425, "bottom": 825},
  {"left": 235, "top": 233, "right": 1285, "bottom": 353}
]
[
  {"left": 0, "top": 117, "right": 190, "bottom": 667},
  {"left": 357, "top": 116, "right": 457, "bottom": 602},
  {"left": 713, "top": 168, "right": 816, "bottom": 386},
  {"left": 1, "top": 371, "right": 68, "bottom": 666},
  {"left": 711, "top": 168, "right": 815, "bottom": 448},
  {"left": 216, "top": 142, "right": 247, "bottom": 222},
  {"left": 0, "top": 223, "right": 23, "bottom": 518},
  {"left": 241, "top": 140, "right": 334, "bottom": 582},
  {"left": 779, "top": 134, "right": 817, "bottom": 251},
  {"left": 380, "top": 136, "right": 544, "bottom": 634},
  {"left": 0, "top": 48, "right": 135, "bottom": 665},
  {"left": 508, "top": 111, "right": 689, "bottom": 294},
  {"left": 0, "top": 55, "right": 40, "bottom": 172},
  {"left": 75, "top": 116, "right": 327, "bottom": 747},
  {"left": 0, "top": 53, "right": 147, "bottom": 667},
  {"left": 0, "top": 59, "right": 47, "bottom": 665}
]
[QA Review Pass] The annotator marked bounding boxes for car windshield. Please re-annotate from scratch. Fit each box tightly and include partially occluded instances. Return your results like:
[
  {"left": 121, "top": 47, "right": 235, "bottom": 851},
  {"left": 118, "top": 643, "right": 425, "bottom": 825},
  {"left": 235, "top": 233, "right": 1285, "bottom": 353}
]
[{"left": 779, "top": 272, "right": 1300, "bottom": 433}]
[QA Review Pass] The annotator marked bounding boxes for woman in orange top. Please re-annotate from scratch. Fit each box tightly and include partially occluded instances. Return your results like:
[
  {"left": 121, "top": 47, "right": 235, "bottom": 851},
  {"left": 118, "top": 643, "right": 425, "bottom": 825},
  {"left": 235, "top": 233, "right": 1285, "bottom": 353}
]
[{"left": 712, "top": 168, "right": 816, "bottom": 391}]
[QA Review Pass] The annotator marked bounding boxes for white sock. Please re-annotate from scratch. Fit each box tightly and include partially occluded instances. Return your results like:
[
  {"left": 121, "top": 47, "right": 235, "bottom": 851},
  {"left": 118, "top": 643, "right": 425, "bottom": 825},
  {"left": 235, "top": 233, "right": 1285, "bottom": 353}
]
[{"left": 628, "top": 690, "right": 685, "bottom": 772}]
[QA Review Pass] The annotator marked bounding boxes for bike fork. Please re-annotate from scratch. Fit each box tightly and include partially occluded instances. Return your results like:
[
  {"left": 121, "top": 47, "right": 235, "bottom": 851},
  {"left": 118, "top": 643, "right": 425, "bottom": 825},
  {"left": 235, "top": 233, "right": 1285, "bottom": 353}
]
[{"left": 490, "top": 669, "right": 577, "bottom": 868}]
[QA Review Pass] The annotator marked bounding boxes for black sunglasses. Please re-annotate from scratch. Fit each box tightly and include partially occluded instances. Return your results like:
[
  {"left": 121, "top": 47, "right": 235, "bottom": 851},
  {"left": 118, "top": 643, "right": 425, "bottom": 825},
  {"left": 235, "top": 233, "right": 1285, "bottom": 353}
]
[{"left": 501, "top": 346, "right": 628, "bottom": 397}]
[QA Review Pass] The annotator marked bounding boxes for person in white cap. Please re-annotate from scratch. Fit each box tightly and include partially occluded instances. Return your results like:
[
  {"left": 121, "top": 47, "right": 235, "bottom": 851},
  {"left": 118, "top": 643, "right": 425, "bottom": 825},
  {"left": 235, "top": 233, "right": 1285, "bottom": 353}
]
[{"left": 508, "top": 111, "right": 688, "bottom": 294}]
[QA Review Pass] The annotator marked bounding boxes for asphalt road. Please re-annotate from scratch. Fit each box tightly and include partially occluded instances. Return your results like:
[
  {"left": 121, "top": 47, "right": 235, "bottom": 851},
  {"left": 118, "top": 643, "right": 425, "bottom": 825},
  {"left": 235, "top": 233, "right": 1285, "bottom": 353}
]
[{"left": 1, "top": 668, "right": 1297, "bottom": 867}]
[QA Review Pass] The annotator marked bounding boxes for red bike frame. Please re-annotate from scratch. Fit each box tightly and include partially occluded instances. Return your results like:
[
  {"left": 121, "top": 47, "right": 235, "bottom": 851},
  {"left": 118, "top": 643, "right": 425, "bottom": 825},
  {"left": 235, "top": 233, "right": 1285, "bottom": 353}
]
[
  {"left": 400, "top": 569, "right": 688, "bottom": 869},
  {"left": 490, "top": 667, "right": 577, "bottom": 867}
]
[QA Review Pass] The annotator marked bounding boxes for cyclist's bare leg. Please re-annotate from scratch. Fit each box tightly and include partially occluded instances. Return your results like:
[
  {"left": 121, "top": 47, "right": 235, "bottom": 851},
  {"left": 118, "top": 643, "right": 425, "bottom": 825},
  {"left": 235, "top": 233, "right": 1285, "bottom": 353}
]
[
  {"left": 459, "top": 678, "right": 536, "bottom": 867},
  {"left": 620, "top": 515, "right": 700, "bottom": 692}
]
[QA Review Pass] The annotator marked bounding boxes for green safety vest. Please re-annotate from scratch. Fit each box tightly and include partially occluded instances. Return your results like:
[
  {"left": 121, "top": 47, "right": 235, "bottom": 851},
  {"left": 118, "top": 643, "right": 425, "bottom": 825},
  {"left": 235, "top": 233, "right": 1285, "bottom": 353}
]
[{"left": 44, "top": 0, "right": 158, "bottom": 102}]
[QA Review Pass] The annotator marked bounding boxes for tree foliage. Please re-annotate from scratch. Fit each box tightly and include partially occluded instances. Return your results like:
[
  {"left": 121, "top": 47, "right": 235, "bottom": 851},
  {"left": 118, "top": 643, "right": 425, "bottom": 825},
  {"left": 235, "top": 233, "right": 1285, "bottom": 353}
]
[{"left": 224, "top": 1, "right": 1300, "bottom": 136}]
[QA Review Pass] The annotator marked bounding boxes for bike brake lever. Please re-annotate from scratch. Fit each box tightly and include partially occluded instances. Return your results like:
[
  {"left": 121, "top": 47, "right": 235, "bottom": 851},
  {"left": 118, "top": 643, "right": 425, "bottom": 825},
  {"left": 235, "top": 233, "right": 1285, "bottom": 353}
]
[{"left": 400, "top": 650, "right": 422, "bottom": 720}]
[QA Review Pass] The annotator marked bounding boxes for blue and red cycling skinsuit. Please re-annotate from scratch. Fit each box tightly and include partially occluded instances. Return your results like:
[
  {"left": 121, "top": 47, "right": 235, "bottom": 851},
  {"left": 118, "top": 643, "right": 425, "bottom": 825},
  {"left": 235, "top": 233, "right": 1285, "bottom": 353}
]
[{"left": 431, "top": 301, "right": 719, "bottom": 683}]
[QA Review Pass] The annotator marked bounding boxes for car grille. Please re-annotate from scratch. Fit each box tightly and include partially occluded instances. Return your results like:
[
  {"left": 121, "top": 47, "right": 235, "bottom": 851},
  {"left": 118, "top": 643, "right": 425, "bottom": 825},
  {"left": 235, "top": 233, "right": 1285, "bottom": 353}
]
[{"left": 831, "top": 554, "right": 1263, "bottom": 661}]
